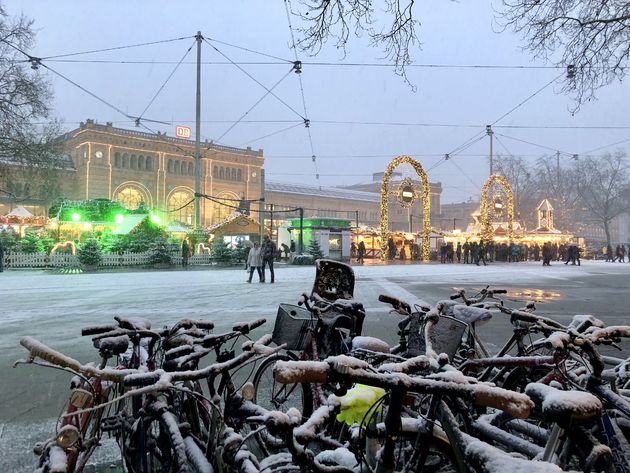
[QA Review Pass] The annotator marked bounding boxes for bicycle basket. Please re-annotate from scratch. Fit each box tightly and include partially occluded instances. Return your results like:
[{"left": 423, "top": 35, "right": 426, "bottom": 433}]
[
  {"left": 416, "top": 315, "right": 467, "bottom": 360},
  {"left": 272, "top": 304, "right": 316, "bottom": 351}
]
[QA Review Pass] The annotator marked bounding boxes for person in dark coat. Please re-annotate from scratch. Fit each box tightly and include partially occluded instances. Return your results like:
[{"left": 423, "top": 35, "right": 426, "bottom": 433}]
[
  {"left": 357, "top": 241, "right": 366, "bottom": 264},
  {"left": 542, "top": 242, "right": 552, "bottom": 266},
  {"left": 463, "top": 241, "right": 470, "bottom": 264},
  {"left": 476, "top": 240, "right": 487, "bottom": 266},
  {"left": 181, "top": 239, "right": 190, "bottom": 267},
  {"left": 261, "top": 235, "right": 276, "bottom": 283},
  {"left": 456, "top": 242, "right": 462, "bottom": 263},
  {"left": 0, "top": 240, "right": 4, "bottom": 272}
]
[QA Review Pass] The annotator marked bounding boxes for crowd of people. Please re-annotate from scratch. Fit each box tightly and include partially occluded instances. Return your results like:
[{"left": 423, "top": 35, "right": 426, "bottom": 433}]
[
  {"left": 604, "top": 244, "right": 629, "bottom": 262},
  {"left": 436, "top": 241, "right": 584, "bottom": 267}
]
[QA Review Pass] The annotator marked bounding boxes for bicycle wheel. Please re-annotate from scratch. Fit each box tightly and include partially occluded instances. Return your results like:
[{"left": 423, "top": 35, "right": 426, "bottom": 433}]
[
  {"left": 253, "top": 353, "right": 313, "bottom": 418},
  {"left": 124, "top": 403, "right": 190, "bottom": 473}
]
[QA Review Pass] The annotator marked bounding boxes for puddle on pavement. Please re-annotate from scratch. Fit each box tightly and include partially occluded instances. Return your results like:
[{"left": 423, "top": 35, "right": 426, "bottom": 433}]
[{"left": 505, "top": 288, "right": 562, "bottom": 303}]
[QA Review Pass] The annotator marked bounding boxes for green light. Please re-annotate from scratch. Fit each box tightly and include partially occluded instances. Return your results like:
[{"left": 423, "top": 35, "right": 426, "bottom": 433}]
[
  {"left": 71, "top": 213, "right": 81, "bottom": 222},
  {"left": 115, "top": 214, "right": 124, "bottom": 224},
  {"left": 151, "top": 215, "right": 161, "bottom": 224}
]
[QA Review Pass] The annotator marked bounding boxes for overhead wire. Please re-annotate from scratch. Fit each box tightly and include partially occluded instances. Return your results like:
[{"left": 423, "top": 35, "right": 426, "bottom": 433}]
[
  {"left": 238, "top": 122, "right": 304, "bottom": 147},
  {"left": 284, "top": 0, "right": 320, "bottom": 186},
  {"left": 202, "top": 37, "right": 304, "bottom": 121},
  {"left": 580, "top": 137, "right": 630, "bottom": 155},
  {"left": 214, "top": 67, "right": 296, "bottom": 144},
  {"left": 137, "top": 39, "right": 197, "bottom": 122},
  {"left": 39, "top": 36, "right": 195, "bottom": 60}
]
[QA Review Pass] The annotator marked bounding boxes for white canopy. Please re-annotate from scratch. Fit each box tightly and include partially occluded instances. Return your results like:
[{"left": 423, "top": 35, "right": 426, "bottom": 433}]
[{"left": 5, "top": 206, "right": 34, "bottom": 218}]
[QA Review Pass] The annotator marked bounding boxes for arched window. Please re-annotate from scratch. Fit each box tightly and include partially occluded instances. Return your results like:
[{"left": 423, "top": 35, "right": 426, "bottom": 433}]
[
  {"left": 181, "top": 161, "right": 187, "bottom": 175},
  {"left": 168, "top": 190, "right": 194, "bottom": 226},
  {"left": 237, "top": 169, "right": 242, "bottom": 181},
  {"left": 168, "top": 159, "right": 173, "bottom": 173},
  {"left": 188, "top": 162, "right": 193, "bottom": 175},
  {"left": 219, "top": 167, "right": 224, "bottom": 179},
  {"left": 174, "top": 161, "right": 181, "bottom": 174},
  {"left": 230, "top": 169, "right": 236, "bottom": 180},
  {"left": 115, "top": 186, "right": 145, "bottom": 210},
  {"left": 114, "top": 152, "right": 121, "bottom": 167},
  {"left": 211, "top": 192, "right": 239, "bottom": 225},
  {"left": 138, "top": 155, "right": 145, "bottom": 170},
  {"left": 122, "top": 153, "right": 129, "bottom": 168},
  {"left": 213, "top": 166, "right": 218, "bottom": 178},
  {"left": 145, "top": 156, "right": 153, "bottom": 171}
]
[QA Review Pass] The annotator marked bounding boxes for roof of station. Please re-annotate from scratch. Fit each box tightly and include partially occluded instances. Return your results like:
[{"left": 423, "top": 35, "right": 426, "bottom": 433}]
[{"left": 265, "top": 181, "right": 380, "bottom": 203}]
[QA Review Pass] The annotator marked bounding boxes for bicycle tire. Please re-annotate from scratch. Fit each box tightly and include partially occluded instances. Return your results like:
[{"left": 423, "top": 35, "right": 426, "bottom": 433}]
[
  {"left": 253, "top": 353, "right": 313, "bottom": 418},
  {"left": 124, "top": 403, "right": 191, "bottom": 473}
]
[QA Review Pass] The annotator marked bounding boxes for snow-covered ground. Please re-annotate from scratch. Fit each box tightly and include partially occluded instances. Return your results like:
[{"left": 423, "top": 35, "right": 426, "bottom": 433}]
[{"left": 1, "top": 260, "right": 628, "bottom": 471}]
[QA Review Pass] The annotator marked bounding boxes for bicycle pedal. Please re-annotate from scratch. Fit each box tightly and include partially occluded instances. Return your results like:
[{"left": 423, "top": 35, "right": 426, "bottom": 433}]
[{"left": 101, "top": 416, "right": 123, "bottom": 431}]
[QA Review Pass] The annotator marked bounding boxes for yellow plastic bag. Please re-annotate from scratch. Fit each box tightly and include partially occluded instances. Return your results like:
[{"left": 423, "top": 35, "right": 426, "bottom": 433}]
[{"left": 336, "top": 384, "right": 385, "bottom": 426}]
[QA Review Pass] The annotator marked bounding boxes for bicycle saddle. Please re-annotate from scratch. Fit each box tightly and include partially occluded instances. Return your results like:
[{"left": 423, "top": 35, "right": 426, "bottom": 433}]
[
  {"left": 525, "top": 382, "right": 602, "bottom": 423},
  {"left": 311, "top": 259, "right": 355, "bottom": 301}
]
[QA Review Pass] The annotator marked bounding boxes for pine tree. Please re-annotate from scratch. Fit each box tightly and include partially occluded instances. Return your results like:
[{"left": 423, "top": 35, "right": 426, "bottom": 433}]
[
  {"left": 19, "top": 230, "right": 45, "bottom": 254},
  {"left": 148, "top": 236, "right": 172, "bottom": 265},
  {"left": 307, "top": 238, "right": 325, "bottom": 260},
  {"left": 77, "top": 238, "right": 103, "bottom": 267},
  {"left": 211, "top": 235, "right": 233, "bottom": 264}
]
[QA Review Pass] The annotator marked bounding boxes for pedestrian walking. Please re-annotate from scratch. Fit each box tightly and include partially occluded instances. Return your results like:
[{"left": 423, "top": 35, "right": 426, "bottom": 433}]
[
  {"left": 181, "top": 239, "right": 190, "bottom": 267},
  {"left": 280, "top": 243, "right": 290, "bottom": 260},
  {"left": 542, "top": 242, "right": 552, "bottom": 266},
  {"left": 463, "top": 241, "right": 470, "bottom": 264},
  {"left": 357, "top": 240, "right": 365, "bottom": 264},
  {"left": 476, "top": 240, "right": 487, "bottom": 266},
  {"left": 0, "top": 240, "right": 4, "bottom": 272},
  {"left": 456, "top": 242, "right": 462, "bottom": 263},
  {"left": 261, "top": 235, "right": 276, "bottom": 283},
  {"left": 246, "top": 241, "right": 263, "bottom": 283}
]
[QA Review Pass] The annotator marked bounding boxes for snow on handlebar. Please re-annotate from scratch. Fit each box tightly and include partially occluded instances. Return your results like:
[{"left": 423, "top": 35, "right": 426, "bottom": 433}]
[
  {"left": 17, "top": 336, "right": 134, "bottom": 382},
  {"left": 273, "top": 356, "right": 533, "bottom": 419}
]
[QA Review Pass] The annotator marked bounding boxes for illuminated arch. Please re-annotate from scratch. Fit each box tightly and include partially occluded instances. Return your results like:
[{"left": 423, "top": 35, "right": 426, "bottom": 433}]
[
  {"left": 167, "top": 187, "right": 194, "bottom": 226},
  {"left": 211, "top": 191, "right": 240, "bottom": 225},
  {"left": 112, "top": 182, "right": 152, "bottom": 210},
  {"left": 480, "top": 174, "right": 514, "bottom": 242},
  {"left": 380, "top": 155, "right": 431, "bottom": 261}
]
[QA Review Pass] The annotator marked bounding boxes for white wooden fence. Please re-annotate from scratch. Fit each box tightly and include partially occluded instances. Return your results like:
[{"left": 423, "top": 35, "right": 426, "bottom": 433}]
[{"left": 1, "top": 251, "right": 215, "bottom": 268}]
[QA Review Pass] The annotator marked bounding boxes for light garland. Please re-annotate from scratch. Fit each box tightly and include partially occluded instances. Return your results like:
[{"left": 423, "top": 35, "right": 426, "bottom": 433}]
[
  {"left": 480, "top": 174, "right": 514, "bottom": 242},
  {"left": 380, "top": 156, "right": 431, "bottom": 261}
]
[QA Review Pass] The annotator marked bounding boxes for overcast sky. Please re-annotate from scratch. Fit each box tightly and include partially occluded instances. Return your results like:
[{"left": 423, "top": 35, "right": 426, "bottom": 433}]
[{"left": 5, "top": 0, "right": 630, "bottom": 203}]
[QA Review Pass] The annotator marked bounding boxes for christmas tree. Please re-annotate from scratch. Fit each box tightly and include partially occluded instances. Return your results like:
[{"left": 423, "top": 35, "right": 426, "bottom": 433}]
[
  {"left": 148, "top": 236, "right": 172, "bottom": 265},
  {"left": 211, "top": 235, "right": 233, "bottom": 264},
  {"left": 307, "top": 238, "right": 324, "bottom": 260},
  {"left": 19, "top": 230, "right": 45, "bottom": 254},
  {"left": 77, "top": 238, "right": 103, "bottom": 267}
]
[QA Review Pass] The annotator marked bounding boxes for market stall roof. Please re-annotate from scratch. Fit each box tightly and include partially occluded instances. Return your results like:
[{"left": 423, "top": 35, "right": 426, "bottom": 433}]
[
  {"left": 112, "top": 214, "right": 149, "bottom": 235},
  {"left": 5, "top": 206, "right": 34, "bottom": 218},
  {"left": 206, "top": 212, "right": 260, "bottom": 235},
  {"left": 167, "top": 223, "right": 190, "bottom": 233}
]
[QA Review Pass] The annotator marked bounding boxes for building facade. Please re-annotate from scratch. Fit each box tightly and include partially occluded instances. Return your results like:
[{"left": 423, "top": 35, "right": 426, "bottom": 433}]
[
  {"left": 58, "top": 120, "right": 264, "bottom": 227},
  {"left": 2, "top": 120, "right": 444, "bottom": 233}
]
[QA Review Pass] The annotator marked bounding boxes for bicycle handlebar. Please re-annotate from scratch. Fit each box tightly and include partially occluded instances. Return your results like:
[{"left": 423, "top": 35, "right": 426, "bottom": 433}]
[
  {"left": 273, "top": 358, "right": 533, "bottom": 419},
  {"left": 169, "top": 319, "right": 215, "bottom": 335},
  {"left": 18, "top": 336, "right": 133, "bottom": 382},
  {"left": 232, "top": 318, "right": 266, "bottom": 334},
  {"left": 81, "top": 325, "right": 118, "bottom": 336},
  {"left": 378, "top": 294, "right": 412, "bottom": 315}
]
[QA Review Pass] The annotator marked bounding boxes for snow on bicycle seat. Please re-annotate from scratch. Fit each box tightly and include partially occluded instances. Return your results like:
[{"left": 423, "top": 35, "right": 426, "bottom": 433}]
[
  {"left": 93, "top": 334, "right": 130, "bottom": 356},
  {"left": 525, "top": 383, "right": 602, "bottom": 423},
  {"left": 351, "top": 336, "right": 390, "bottom": 354},
  {"left": 311, "top": 259, "right": 355, "bottom": 301},
  {"left": 114, "top": 315, "right": 152, "bottom": 330},
  {"left": 451, "top": 305, "right": 492, "bottom": 324}
]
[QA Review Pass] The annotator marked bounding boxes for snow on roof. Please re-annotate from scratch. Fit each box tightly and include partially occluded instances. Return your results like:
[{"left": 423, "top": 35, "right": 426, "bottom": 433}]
[
  {"left": 5, "top": 206, "right": 34, "bottom": 218},
  {"left": 112, "top": 214, "right": 149, "bottom": 234},
  {"left": 537, "top": 199, "right": 554, "bottom": 211},
  {"left": 265, "top": 181, "right": 380, "bottom": 203}
]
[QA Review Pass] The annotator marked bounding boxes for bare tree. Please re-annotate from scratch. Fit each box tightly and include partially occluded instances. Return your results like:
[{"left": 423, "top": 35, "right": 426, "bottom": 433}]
[
  {"left": 497, "top": 0, "right": 630, "bottom": 110},
  {"left": 0, "top": 4, "right": 62, "bottom": 201},
  {"left": 534, "top": 154, "right": 581, "bottom": 231},
  {"left": 574, "top": 151, "right": 630, "bottom": 247},
  {"left": 290, "top": 0, "right": 419, "bottom": 82}
]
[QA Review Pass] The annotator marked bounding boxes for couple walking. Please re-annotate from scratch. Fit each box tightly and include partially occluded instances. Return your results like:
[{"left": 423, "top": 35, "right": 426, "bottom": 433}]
[{"left": 246, "top": 235, "right": 276, "bottom": 283}]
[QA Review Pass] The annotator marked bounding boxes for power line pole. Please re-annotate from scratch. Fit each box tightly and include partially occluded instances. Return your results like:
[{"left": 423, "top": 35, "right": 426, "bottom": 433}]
[
  {"left": 194, "top": 31, "right": 202, "bottom": 229},
  {"left": 486, "top": 125, "right": 494, "bottom": 175},
  {"left": 259, "top": 169, "right": 265, "bottom": 243}
]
